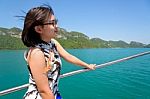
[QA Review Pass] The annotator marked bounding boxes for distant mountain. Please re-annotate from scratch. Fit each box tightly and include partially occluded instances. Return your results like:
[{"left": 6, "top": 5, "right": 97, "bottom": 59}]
[
  {"left": 129, "top": 41, "right": 145, "bottom": 48},
  {"left": 90, "top": 38, "right": 109, "bottom": 48},
  {"left": 0, "top": 27, "right": 149, "bottom": 49},
  {"left": 108, "top": 40, "right": 128, "bottom": 48},
  {"left": 145, "top": 44, "right": 150, "bottom": 48},
  {"left": 0, "top": 27, "right": 22, "bottom": 38}
]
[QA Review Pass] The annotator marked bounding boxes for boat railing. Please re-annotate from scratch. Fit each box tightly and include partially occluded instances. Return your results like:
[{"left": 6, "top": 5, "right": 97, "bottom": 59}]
[{"left": 0, "top": 51, "right": 150, "bottom": 96}]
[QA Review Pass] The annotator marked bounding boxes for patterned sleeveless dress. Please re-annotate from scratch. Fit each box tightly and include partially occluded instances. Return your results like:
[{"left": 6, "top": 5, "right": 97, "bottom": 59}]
[{"left": 23, "top": 40, "right": 62, "bottom": 99}]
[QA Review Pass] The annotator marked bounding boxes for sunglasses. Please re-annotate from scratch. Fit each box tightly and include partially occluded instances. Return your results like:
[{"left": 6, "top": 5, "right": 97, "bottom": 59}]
[{"left": 42, "top": 19, "right": 58, "bottom": 27}]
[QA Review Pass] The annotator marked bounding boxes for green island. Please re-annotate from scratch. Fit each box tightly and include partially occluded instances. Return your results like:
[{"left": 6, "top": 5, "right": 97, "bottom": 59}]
[{"left": 0, "top": 27, "right": 150, "bottom": 50}]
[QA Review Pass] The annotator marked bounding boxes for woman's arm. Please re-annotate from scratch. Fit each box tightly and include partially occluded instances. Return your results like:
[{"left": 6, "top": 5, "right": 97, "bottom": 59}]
[
  {"left": 27, "top": 48, "right": 54, "bottom": 99},
  {"left": 52, "top": 39, "right": 96, "bottom": 70}
]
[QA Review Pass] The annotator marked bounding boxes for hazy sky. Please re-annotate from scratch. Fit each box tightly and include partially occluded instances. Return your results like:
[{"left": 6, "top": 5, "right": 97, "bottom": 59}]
[{"left": 0, "top": 0, "right": 150, "bottom": 44}]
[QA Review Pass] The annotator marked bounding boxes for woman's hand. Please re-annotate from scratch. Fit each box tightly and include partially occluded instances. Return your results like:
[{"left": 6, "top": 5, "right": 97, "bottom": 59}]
[{"left": 86, "top": 64, "right": 96, "bottom": 70}]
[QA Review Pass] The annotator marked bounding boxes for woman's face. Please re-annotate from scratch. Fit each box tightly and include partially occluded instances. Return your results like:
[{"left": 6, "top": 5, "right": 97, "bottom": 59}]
[{"left": 40, "top": 15, "right": 58, "bottom": 42}]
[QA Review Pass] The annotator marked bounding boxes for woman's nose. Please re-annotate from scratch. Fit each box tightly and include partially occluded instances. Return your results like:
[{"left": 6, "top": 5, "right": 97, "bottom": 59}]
[{"left": 55, "top": 25, "right": 58, "bottom": 32}]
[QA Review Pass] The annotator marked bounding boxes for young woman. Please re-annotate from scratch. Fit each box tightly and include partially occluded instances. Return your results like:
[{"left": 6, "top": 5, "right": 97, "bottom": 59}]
[{"left": 22, "top": 5, "right": 96, "bottom": 99}]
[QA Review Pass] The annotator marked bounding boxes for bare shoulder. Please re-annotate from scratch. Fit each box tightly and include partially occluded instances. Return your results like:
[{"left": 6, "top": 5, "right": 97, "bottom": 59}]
[
  {"left": 51, "top": 38, "right": 59, "bottom": 45},
  {"left": 30, "top": 48, "right": 43, "bottom": 56},
  {"left": 27, "top": 48, "right": 45, "bottom": 62}
]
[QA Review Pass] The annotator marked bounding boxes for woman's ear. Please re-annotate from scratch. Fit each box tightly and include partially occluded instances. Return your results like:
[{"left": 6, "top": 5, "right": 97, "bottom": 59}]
[{"left": 34, "top": 26, "right": 42, "bottom": 34}]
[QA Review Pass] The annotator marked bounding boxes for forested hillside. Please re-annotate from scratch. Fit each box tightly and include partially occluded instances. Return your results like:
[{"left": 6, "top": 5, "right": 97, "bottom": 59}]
[{"left": 0, "top": 27, "right": 149, "bottom": 49}]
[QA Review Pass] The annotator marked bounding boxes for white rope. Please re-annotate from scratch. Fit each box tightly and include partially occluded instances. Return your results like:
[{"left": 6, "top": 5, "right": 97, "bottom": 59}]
[{"left": 0, "top": 51, "right": 150, "bottom": 96}]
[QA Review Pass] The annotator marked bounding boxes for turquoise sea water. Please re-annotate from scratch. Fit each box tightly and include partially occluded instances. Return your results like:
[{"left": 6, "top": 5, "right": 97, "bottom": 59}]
[{"left": 0, "top": 48, "right": 150, "bottom": 99}]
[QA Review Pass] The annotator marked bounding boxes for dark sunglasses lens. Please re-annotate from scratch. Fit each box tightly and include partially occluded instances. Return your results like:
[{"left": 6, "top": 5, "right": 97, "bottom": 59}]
[
  {"left": 55, "top": 19, "right": 58, "bottom": 24},
  {"left": 42, "top": 19, "right": 58, "bottom": 26}
]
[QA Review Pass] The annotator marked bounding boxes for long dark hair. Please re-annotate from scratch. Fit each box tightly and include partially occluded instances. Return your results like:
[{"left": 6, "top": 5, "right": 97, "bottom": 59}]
[{"left": 22, "top": 5, "right": 54, "bottom": 47}]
